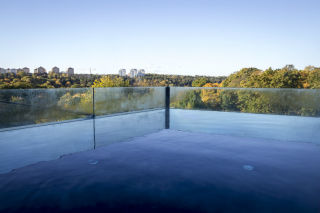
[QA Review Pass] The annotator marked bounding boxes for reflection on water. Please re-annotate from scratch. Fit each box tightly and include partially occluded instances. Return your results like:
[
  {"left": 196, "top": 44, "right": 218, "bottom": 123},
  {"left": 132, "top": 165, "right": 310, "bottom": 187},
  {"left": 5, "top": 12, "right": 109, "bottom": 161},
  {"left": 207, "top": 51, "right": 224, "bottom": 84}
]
[
  {"left": 0, "top": 110, "right": 165, "bottom": 174},
  {"left": 0, "top": 119, "right": 94, "bottom": 174},
  {"left": 171, "top": 109, "right": 320, "bottom": 144}
]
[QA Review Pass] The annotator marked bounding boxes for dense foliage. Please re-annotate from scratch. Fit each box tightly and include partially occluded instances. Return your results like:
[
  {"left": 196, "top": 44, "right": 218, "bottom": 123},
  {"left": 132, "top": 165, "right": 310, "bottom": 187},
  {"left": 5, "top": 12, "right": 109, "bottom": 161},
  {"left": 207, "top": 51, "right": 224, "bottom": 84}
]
[
  {"left": 169, "top": 65, "right": 320, "bottom": 117},
  {"left": 92, "top": 76, "right": 130, "bottom": 87},
  {"left": 133, "top": 74, "right": 225, "bottom": 87},
  {"left": 0, "top": 72, "right": 101, "bottom": 89},
  {"left": 2, "top": 65, "right": 320, "bottom": 89},
  {"left": 0, "top": 72, "right": 225, "bottom": 89},
  {"left": 171, "top": 88, "right": 320, "bottom": 117},
  {"left": 222, "top": 65, "right": 320, "bottom": 89}
]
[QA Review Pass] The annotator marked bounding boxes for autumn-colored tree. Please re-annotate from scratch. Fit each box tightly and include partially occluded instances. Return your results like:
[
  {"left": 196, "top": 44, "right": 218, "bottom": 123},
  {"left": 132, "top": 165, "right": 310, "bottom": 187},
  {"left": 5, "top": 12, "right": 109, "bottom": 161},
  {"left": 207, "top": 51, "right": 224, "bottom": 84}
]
[
  {"left": 92, "top": 76, "right": 130, "bottom": 87},
  {"left": 192, "top": 77, "right": 208, "bottom": 87},
  {"left": 222, "top": 68, "right": 262, "bottom": 87}
]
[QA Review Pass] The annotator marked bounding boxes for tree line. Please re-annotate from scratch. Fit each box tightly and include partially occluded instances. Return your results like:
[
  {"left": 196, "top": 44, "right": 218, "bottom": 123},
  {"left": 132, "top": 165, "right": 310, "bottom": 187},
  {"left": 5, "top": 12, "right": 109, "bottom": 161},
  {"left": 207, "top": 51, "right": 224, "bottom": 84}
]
[
  {"left": 0, "top": 72, "right": 101, "bottom": 89},
  {"left": 170, "top": 65, "right": 320, "bottom": 117},
  {"left": 0, "top": 72, "right": 225, "bottom": 89},
  {"left": 1, "top": 65, "right": 320, "bottom": 89},
  {"left": 222, "top": 65, "right": 320, "bottom": 89}
]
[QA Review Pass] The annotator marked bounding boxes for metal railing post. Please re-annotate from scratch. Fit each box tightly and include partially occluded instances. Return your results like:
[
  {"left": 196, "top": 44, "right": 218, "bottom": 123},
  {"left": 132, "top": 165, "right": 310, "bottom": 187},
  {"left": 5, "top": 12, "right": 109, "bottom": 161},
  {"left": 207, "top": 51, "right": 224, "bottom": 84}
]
[
  {"left": 92, "top": 87, "right": 96, "bottom": 149},
  {"left": 165, "top": 86, "right": 170, "bottom": 129},
  {"left": 92, "top": 88, "right": 95, "bottom": 118}
]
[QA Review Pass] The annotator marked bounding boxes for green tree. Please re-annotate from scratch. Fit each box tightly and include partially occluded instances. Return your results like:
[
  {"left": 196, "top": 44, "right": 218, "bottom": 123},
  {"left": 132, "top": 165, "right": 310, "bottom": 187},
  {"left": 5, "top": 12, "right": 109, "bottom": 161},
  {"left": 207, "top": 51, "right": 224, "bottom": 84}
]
[
  {"left": 92, "top": 76, "right": 130, "bottom": 87},
  {"left": 222, "top": 68, "right": 261, "bottom": 87},
  {"left": 192, "top": 78, "right": 208, "bottom": 87}
]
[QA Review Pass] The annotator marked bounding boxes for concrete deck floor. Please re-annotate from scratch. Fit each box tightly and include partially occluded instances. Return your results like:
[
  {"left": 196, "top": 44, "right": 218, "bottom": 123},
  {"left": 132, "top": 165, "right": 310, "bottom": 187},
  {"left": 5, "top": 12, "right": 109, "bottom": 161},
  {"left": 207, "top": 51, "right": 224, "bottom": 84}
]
[{"left": 0, "top": 130, "right": 320, "bottom": 213}]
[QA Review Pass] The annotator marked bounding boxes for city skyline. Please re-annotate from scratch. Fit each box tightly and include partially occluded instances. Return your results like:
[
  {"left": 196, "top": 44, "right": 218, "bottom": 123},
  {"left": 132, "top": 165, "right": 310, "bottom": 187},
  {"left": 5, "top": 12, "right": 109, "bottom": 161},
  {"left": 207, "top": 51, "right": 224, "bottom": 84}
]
[
  {"left": 0, "top": 66, "right": 75, "bottom": 75},
  {"left": 1, "top": 0, "right": 320, "bottom": 76}
]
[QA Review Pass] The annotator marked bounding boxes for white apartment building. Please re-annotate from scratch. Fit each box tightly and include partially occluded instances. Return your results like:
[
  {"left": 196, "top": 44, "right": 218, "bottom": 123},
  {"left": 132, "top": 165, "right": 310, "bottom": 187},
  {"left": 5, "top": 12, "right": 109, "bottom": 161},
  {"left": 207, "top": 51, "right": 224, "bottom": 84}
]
[
  {"left": 8, "top": 69, "right": 17, "bottom": 74},
  {"left": 129, "top": 69, "right": 138, "bottom": 78},
  {"left": 22, "top": 67, "right": 30, "bottom": 73},
  {"left": 137, "top": 69, "right": 146, "bottom": 77},
  {"left": 17, "top": 67, "right": 30, "bottom": 74},
  {"left": 119, "top": 69, "right": 126, "bottom": 77},
  {"left": 0, "top": 68, "right": 6, "bottom": 74},
  {"left": 34, "top": 66, "right": 46, "bottom": 74},
  {"left": 0, "top": 67, "right": 30, "bottom": 74},
  {"left": 51, "top": 67, "right": 60, "bottom": 74},
  {"left": 67, "top": 67, "right": 74, "bottom": 75}
]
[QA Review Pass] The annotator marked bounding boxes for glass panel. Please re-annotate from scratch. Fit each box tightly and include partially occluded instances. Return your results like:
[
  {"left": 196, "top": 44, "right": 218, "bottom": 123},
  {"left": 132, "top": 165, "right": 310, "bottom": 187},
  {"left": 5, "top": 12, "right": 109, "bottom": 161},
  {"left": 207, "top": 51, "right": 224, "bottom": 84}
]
[
  {"left": 170, "top": 87, "right": 320, "bottom": 116},
  {"left": 94, "top": 87, "right": 166, "bottom": 146},
  {"left": 0, "top": 87, "right": 166, "bottom": 173},
  {"left": 0, "top": 88, "right": 93, "bottom": 129},
  {"left": 0, "top": 119, "right": 94, "bottom": 174},
  {"left": 95, "top": 109, "right": 165, "bottom": 147},
  {"left": 94, "top": 87, "right": 165, "bottom": 116},
  {"left": 170, "top": 87, "right": 320, "bottom": 143}
]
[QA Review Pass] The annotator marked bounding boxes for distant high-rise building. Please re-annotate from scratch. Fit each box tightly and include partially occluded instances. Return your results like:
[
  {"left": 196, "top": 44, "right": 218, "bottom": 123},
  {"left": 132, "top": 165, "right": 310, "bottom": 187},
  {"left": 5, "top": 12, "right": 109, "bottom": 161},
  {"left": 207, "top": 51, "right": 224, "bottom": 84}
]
[
  {"left": 129, "top": 69, "right": 138, "bottom": 78},
  {"left": 119, "top": 69, "right": 126, "bottom": 77},
  {"left": 3, "top": 67, "right": 30, "bottom": 74},
  {"left": 51, "top": 67, "right": 60, "bottom": 74},
  {"left": 67, "top": 67, "right": 74, "bottom": 75},
  {"left": 0, "top": 68, "right": 6, "bottom": 74},
  {"left": 8, "top": 69, "right": 17, "bottom": 74},
  {"left": 284, "top": 64, "right": 295, "bottom": 71},
  {"left": 137, "top": 69, "right": 146, "bottom": 77},
  {"left": 1, "top": 68, "right": 29, "bottom": 74},
  {"left": 22, "top": 67, "right": 30, "bottom": 74},
  {"left": 34, "top": 66, "right": 46, "bottom": 74}
]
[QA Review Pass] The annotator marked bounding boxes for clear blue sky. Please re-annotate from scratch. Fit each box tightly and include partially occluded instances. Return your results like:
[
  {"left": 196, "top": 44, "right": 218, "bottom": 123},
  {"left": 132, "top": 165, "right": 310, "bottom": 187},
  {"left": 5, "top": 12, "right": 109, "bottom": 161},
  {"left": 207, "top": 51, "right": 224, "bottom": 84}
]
[{"left": 1, "top": 0, "right": 319, "bottom": 76}]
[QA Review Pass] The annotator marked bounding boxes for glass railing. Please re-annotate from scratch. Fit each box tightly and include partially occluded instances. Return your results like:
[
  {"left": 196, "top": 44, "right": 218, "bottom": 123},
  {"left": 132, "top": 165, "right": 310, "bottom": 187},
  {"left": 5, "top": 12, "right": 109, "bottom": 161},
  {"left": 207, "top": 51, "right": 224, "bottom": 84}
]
[
  {"left": 94, "top": 87, "right": 165, "bottom": 115},
  {"left": 1, "top": 87, "right": 320, "bottom": 174},
  {"left": 0, "top": 87, "right": 166, "bottom": 173},
  {"left": 0, "top": 88, "right": 93, "bottom": 129},
  {"left": 93, "top": 87, "right": 166, "bottom": 147},
  {"left": 170, "top": 87, "right": 320, "bottom": 116},
  {"left": 170, "top": 87, "right": 320, "bottom": 143}
]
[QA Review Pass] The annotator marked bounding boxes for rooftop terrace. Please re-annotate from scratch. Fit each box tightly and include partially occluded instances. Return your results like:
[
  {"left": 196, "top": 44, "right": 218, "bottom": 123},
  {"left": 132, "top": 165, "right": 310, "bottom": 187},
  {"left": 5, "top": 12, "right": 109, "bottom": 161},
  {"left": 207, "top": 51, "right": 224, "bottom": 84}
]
[{"left": 0, "top": 87, "right": 320, "bottom": 212}]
